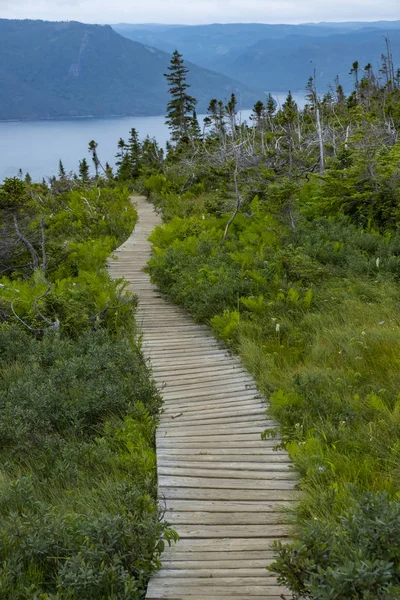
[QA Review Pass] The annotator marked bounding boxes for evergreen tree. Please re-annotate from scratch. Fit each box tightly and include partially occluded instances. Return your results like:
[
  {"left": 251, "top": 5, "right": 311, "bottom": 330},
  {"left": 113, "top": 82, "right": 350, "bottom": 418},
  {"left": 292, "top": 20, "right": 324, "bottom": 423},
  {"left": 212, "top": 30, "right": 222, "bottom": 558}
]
[
  {"left": 105, "top": 162, "right": 114, "bottom": 180},
  {"left": 266, "top": 93, "right": 276, "bottom": 117},
  {"left": 58, "top": 160, "right": 66, "bottom": 180},
  {"left": 127, "top": 128, "right": 142, "bottom": 178},
  {"left": 141, "top": 136, "right": 164, "bottom": 171},
  {"left": 88, "top": 140, "right": 100, "bottom": 177},
  {"left": 116, "top": 128, "right": 142, "bottom": 181},
  {"left": 164, "top": 50, "right": 197, "bottom": 143},
  {"left": 79, "top": 158, "right": 90, "bottom": 182},
  {"left": 207, "top": 98, "right": 226, "bottom": 138},
  {"left": 226, "top": 93, "right": 238, "bottom": 136},
  {"left": 115, "top": 139, "right": 127, "bottom": 168},
  {"left": 189, "top": 110, "right": 201, "bottom": 140}
]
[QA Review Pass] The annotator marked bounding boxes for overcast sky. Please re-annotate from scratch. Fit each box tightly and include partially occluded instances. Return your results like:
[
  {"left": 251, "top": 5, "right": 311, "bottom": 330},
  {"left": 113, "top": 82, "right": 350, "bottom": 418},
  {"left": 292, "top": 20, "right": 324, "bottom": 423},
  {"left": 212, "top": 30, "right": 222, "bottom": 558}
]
[{"left": 0, "top": 0, "right": 399, "bottom": 25}]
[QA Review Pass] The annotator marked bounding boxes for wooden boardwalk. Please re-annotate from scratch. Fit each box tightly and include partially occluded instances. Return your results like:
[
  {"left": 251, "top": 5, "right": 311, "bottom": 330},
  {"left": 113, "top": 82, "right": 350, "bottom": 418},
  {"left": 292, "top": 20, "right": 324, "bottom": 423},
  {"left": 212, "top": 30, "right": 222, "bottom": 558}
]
[{"left": 108, "top": 197, "right": 295, "bottom": 600}]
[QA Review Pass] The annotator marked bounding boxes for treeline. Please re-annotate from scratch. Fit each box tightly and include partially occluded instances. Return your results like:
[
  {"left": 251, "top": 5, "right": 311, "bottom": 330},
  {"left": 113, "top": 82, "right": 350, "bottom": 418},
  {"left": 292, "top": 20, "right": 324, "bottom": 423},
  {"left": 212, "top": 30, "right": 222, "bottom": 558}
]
[
  {"left": 0, "top": 174, "right": 176, "bottom": 597},
  {"left": 119, "top": 50, "right": 400, "bottom": 598}
]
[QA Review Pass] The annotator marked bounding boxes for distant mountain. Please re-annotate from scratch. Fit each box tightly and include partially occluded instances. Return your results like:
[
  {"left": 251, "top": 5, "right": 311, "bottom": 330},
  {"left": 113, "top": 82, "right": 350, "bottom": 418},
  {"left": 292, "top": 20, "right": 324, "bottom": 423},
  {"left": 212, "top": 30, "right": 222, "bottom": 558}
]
[
  {"left": 113, "top": 23, "right": 184, "bottom": 33},
  {"left": 224, "top": 30, "right": 400, "bottom": 92},
  {"left": 0, "top": 19, "right": 260, "bottom": 121},
  {"left": 113, "top": 21, "right": 400, "bottom": 92}
]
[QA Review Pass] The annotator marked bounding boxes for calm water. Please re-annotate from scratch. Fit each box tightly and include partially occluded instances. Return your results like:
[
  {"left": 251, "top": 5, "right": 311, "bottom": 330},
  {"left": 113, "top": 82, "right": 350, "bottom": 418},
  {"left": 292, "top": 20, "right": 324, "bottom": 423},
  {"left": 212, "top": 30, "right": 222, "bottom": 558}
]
[{"left": 0, "top": 93, "right": 305, "bottom": 182}]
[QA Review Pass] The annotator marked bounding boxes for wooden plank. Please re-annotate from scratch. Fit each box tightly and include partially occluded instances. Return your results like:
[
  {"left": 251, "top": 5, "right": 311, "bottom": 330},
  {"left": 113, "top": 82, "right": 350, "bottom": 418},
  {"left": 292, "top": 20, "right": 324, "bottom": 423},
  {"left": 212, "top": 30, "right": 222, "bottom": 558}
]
[
  {"left": 157, "top": 426, "right": 268, "bottom": 437},
  {"left": 146, "top": 583, "right": 289, "bottom": 597},
  {"left": 157, "top": 447, "right": 288, "bottom": 457},
  {"left": 147, "top": 595, "right": 285, "bottom": 600},
  {"left": 157, "top": 435, "right": 270, "bottom": 446},
  {"left": 161, "top": 551, "right": 276, "bottom": 561},
  {"left": 158, "top": 538, "right": 289, "bottom": 552},
  {"left": 162, "top": 558, "right": 275, "bottom": 567},
  {"left": 164, "top": 512, "right": 287, "bottom": 526},
  {"left": 158, "top": 476, "right": 297, "bottom": 490},
  {"left": 156, "top": 568, "right": 275, "bottom": 578},
  {"left": 159, "top": 488, "right": 297, "bottom": 501},
  {"left": 161, "top": 390, "right": 260, "bottom": 403},
  {"left": 157, "top": 440, "right": 281, "bottom": 449},
  {"left": 161, "top": 384, "right": 257, "bottom": 398},
  {"left": 158, "top": 467, "right": 295, "bottom": 480},
  {"left": 160, "top": 414, "right": 265, "bottom": 427},
  {"left": 158, "top": 452, "right": 291, "bottom": 462},
  {"left": 159, "top": 461, "right": 292, "bottom": 472},
  {"left": 164, "top": 500, "right": 293, "bottom": 512},
  {"left": 159, "top": 394, "right": 263, "bottom": 411}
]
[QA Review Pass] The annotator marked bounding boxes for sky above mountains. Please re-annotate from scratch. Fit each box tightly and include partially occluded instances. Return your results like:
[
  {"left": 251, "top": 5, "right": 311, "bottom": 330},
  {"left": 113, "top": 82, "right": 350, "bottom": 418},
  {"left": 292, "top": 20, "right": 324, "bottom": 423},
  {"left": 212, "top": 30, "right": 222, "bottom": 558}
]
[{"left": 1, "top": 0, "right": 399, "bottom": 25}]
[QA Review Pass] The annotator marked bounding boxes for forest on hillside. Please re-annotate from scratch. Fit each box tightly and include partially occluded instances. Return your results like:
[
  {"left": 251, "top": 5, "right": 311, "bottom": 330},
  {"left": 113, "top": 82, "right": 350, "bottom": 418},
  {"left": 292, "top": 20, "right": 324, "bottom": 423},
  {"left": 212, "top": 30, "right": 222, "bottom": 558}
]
[{"left": 1, "top": 41, "right": 400, "bottom": 598}]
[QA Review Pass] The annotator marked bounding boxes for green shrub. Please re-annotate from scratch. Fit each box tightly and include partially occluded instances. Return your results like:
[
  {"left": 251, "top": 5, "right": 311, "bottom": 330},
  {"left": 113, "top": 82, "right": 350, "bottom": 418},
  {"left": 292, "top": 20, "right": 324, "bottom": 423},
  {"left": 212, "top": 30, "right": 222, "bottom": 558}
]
[{"left": 271, "top": 492, "right": 400, "bottom": 600}]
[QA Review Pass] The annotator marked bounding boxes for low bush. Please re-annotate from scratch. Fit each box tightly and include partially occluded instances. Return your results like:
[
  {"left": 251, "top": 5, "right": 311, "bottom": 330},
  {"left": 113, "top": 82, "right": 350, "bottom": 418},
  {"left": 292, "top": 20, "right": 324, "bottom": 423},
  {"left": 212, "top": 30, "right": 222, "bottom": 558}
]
[{"left": 0, "top": 181, "right": 174, "bottom": 598}]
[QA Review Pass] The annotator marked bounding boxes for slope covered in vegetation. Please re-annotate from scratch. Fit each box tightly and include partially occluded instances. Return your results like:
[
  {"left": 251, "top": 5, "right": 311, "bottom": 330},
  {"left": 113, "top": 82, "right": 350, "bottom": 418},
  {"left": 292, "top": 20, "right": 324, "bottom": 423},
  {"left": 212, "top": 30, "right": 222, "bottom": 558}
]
[
  {"left": 114, "top": 21, "right": 400, "bottom": 92},
  {"left": 121, "top": 52, "right": 400, "bottom": 598},
  {"left": 0, "top": 19, "right": 259, "bottom": 120},
  {"left": 0, "top": 177, "right": 175, "bottom": 598}
]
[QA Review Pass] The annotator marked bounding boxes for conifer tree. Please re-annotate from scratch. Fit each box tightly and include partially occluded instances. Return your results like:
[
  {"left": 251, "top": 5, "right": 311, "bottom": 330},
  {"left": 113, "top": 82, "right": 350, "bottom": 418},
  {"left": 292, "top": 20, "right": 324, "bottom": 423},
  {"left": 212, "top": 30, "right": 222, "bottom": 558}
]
[
  {"left": 79, "top": 158, "right": 90, "bottom": 182},
  {"left": 164, "top": 50, "right": 197, "bottom": 143},
  {"left": 58, "top": 160, "right": 66, "bottom": 180},
  {"left": 105, "top": 162, "right": 114, "bottom": 180},
  {"left": 266, "top": 93, "right": 276, "bottom": 117},
  {"left": 128, "top": 128, "right": 141, "bottom": 178},
  {"left": 88, "top": 140, "right": 100, "bottom": 177}
]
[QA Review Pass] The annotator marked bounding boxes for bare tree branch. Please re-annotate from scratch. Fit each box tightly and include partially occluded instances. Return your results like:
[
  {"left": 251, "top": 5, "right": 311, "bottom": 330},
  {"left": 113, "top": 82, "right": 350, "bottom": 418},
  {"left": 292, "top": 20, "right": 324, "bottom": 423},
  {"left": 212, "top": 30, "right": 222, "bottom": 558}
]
[{"left": 13, "top": 214, "right": 39, "bottom": 270}]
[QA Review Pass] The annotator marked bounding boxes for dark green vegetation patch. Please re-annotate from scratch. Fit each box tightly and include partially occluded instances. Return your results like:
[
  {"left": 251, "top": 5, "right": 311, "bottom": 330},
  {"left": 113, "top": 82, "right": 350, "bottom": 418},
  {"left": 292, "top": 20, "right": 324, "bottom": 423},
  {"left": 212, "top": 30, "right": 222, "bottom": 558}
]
[{"left": 0, "top": 177, "right": 175, "bottom": 598}]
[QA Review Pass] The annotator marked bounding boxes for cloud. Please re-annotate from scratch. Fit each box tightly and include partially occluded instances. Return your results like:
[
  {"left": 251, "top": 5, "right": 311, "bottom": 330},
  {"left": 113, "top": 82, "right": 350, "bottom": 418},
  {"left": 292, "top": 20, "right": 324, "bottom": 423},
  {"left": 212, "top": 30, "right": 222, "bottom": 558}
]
[{"left": 1, "top": 0, "right": 399, "bottom": 24}]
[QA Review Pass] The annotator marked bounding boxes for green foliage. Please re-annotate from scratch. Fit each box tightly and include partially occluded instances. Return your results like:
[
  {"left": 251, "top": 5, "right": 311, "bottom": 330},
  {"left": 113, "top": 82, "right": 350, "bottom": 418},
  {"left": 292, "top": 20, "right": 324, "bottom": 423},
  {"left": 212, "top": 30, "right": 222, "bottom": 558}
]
[
  {"left": 271, "top": 492, "right": 400, "bottom": 599},
  {"left": 0, "top": 178, "right": 173, "bottom": 597}
]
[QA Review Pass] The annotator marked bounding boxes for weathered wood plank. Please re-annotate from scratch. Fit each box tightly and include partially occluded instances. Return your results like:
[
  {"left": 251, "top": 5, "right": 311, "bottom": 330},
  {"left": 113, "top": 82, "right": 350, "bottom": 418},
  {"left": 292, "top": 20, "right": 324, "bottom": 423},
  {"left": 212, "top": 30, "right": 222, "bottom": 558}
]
[
  {"left": 159, "top": 488, "right": 297, "bottom": 502},
  {"left": 158, "top": 467, "right": 296, "bottom": 480},
  {"left": 158, "top": 476, "right": 297, "bottom": 490},
  {"left": 164, "top": 500, "right": 294, "bottom": 512},
  {"left": 164, "top": 512, "right": 287, "bottom": 526}
]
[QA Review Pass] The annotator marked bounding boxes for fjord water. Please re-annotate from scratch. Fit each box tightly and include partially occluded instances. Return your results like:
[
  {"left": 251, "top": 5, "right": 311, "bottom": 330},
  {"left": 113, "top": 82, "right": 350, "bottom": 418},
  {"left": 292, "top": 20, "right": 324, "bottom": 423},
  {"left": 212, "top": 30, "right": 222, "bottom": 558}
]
[{"left": 0, "top": 93, "right": 305, "bottom": 182}]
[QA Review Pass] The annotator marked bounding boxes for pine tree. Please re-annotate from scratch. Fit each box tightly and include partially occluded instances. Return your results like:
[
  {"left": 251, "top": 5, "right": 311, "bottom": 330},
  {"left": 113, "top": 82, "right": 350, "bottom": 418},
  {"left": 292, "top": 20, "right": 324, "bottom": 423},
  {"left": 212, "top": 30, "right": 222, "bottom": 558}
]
[
  {"left": 266, "top": 93, "right": 276, "bottom": 117},
  {"left": 105, "top": 162, "right": 114, "bottom": 180},
  {"left": 226, "top": 93, "right": 238, "bottom": 136},
  {"left": 79, "top": 158, "right": 90, "bottom": 182},
  {"left": 115, "top": 138, "right": 127, "bottom": 167},
  {"left": 164, "top": 50, "right": 197, "bottom": 143},
  {"left": 88, "top": 140, "right": 100, "bottom": 177},
  {"left": 128, "top": 128, "right": 141, "bottom": 178},
  {"left": 58, "top": 160, "right": 66, "bottom": 180},
  {"left": 207, "top": 99, "right": 226, "bottom": 138}
]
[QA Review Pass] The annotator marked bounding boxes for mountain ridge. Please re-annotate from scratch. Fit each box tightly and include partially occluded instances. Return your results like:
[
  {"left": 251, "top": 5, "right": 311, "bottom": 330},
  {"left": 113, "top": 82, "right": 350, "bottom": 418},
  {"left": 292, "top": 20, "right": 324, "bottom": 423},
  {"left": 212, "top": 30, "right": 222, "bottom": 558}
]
[
  {"left": 113, "top": 21, "right": 400, "bottom": 92},
  {"left": 0, "top": 19, "right": 260, "bottom": 121}
]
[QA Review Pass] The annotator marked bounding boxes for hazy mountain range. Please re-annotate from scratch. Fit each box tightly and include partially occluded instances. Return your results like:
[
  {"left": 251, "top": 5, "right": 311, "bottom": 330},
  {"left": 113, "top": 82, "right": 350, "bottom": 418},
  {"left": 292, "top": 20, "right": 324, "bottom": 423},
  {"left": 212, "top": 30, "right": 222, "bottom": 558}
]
[
  {"left": 0, "top": 19, "right": 259, "bottom": 121},
  {"left": 1, "top": 19, "right": 399, "bottom": 121},
  {"left": 114, "top": 21, "right": 400, "bottom": 92}
]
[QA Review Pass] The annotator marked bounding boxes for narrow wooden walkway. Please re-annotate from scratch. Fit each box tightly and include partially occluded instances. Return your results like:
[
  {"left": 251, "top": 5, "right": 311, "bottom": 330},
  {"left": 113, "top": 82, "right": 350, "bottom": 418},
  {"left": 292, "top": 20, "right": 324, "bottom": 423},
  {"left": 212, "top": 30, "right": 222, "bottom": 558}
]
[{"left": 108, "top": 197, "right": 296, "bottom": 600}]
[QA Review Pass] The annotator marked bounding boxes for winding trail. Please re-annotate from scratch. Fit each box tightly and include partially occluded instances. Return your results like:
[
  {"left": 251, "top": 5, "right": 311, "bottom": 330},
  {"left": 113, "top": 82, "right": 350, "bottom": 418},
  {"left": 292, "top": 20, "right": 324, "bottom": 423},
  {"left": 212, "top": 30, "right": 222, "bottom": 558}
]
[{"left": 108, "top": 197, "right": 296, "bottom": 600}]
